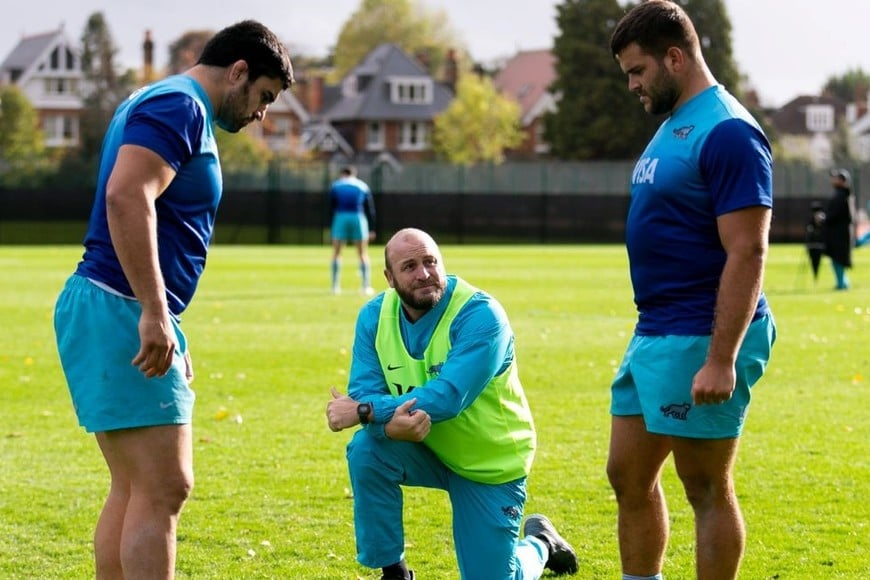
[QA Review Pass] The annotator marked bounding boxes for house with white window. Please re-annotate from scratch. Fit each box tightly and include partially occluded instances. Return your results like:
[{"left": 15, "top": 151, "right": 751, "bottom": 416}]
[
  {"left": 769, "top": 95, "right": 847, "bottom": 167},
  {"left": 312, "top": 43, "right": 455, "bottom": 164},
  {"left": 0, "top": 26, "right": 84, "bottom": 148}
]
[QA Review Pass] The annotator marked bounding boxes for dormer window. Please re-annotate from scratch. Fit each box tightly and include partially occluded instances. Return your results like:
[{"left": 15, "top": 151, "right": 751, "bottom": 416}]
[
  {"left": 805, "top": 104, "right": 834, "bottom": 132},
  {"left": 342, "top": 75, "right": 358, "bottom": 98},
  {"left": 389, "top": 77, "right": 433, "bottom": 104}
]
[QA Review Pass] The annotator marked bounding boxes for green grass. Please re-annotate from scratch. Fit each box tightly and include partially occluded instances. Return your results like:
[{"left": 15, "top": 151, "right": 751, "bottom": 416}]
[{"left": 0, "top": 244, "right": 867, "bottom": 579}]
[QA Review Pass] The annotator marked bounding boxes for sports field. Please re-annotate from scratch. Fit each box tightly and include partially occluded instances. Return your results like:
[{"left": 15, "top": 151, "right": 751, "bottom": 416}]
[{"left": 1, "top": 244, "right": 867, "bottom": 578}]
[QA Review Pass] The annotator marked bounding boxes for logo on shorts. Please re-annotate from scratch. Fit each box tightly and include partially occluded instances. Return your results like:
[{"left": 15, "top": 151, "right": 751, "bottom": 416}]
[
  {"left": 660, "top": 402, "right": 691, "bottom": 420},
  {"left": 159, "top": 401, "right": 174, "bottom": 409},
  {"left": 501, "top": 506, "right": 521, "bottom": 521}
]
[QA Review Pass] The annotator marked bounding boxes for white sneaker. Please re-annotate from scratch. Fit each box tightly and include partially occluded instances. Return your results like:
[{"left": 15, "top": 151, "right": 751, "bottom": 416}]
[
  {"left": 332, "top": 285, "right": 341, "bottom": 295},
  {"left": 362, "top": 287, "right": 375, "bottom": 296}
]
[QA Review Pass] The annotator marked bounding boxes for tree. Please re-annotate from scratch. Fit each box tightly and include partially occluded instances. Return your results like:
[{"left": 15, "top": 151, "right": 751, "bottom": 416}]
[
  {"left": 431, "top": 74, "right": 524, "bottom": 165},
  {"left": 77, "top": 12, "right": 138, "bottom": 160},
  {"left": 680, "top": 0, "right": 741, "bottom": 97},
  {"left": 332, "top": 0, "right": 466, "bottom": 81},
  {"left": 0, "top": 85, "right": 48, "bottom": 186},
  {"left": 546, "top": 0, "right": 744, "bottom": 160},
  {"left": 216, "top": 130, "right": 272, "bottom": 175},
  {"left": 53, "top": 12, "right": 137, "bottom": 188},
  {"left": 546, "top": 0, "right": 659, "bottom": 160},
  {"left": 822, "top": 68, "right": 870, "bottom": 103},
  {"left": 167, "top": 30, "right": 214, "bottom": 75}
]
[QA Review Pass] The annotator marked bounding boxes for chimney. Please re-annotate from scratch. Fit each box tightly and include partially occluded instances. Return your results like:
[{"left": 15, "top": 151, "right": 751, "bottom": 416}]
[
  {"left": 415, "top": 50, "right": 431, "bottom": 73},
  {"left": 444, "top": 48, "right": 458, "bottom": 92},
  {"left": 142, "top": 30, "right": 154, "bottom": 84},
  {"left": 308, "top": 75, "right": 323, "bottom": 115}
]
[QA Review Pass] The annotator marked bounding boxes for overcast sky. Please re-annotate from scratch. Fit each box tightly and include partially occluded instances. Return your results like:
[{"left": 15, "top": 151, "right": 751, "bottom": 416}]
[{"left": 2, "top": 0, "right": 869, "bottom": 108}]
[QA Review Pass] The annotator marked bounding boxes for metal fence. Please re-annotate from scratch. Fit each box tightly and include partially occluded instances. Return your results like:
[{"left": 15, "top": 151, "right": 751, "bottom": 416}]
[{"left": 2, "top": 161, "right": 868, "bottom": 245}]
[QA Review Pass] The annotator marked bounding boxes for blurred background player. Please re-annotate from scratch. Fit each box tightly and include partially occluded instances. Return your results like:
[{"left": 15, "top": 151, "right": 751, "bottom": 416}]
[{"left": 329, "top": 166, "right": 376, "bottom": 295}]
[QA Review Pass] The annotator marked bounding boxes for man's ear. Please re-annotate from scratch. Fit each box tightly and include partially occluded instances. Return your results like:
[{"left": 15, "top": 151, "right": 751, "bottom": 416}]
[
  {"left": 663, "top": 46, "right": 685, "bottom": 74},
  {"left": 384, "top": 268, "right": 395, "bottom": 288},
  {"left": 228, "top": 60, "right": 249, "bottom": 83}
]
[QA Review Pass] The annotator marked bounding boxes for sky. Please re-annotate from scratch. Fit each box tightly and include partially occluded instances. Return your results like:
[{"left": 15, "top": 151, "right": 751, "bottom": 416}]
[{"left": 2, "top": 0, "right": 870, "bottom": 109}]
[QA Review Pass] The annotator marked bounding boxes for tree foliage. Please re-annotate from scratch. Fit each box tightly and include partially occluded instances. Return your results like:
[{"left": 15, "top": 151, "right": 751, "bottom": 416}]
[
  {"left": 167, "top": 30, "right": 214, "bottom": 75},
  {"left": 0, "top": 85, "right": 49, "bottom": 186},
  {"left": 546, "top": 0, "right": 744, "bottom": 160},
  {"left": 546, "top": 0, "right": 658, "bottom": 160},
  {"left": 431, "top": 74, "right": 523, "bottom": 165},
  {"left": 822, "top": 68, "right": 870, "bottom": 103},
  {"left": 77, "top": 12, "right": 137, "bottom": 160},
  {"left": 332, "top": 0, "right": 466, "bottom": 81},
  {"left": 216, "top": 129, "right": 272, "bottom": 175}
]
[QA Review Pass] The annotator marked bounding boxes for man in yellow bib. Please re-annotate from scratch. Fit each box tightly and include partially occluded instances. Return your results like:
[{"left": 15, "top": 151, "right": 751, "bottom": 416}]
[{"left": 327, "top": 228, "right": 577, "bottom": 579}]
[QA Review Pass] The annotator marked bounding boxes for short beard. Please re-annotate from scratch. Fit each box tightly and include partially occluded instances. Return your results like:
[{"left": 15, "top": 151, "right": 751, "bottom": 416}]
[
  {"left": 395, "top": 284, "right": 444, "bottom": 312},
  {"left": 647, "top": 64, "right": 680, "bottom": 116}
]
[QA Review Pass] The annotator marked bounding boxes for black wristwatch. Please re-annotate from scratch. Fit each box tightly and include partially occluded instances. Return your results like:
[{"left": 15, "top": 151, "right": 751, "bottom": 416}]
[{"left": 357, "top": 402, "right": 373, "bottom": 425}]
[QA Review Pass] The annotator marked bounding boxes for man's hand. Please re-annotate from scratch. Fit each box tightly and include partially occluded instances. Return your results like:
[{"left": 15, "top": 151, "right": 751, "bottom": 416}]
[
  {"left": 132, "top": 311, "right": 176, "bottom": 378},
  {"left": 326, "top": 387, "right": 359, "bottom": 432},
  {"left": 691, "top": 361, "right": 736, "bottom": 405},
  {"left": 385, "top": 398, "right": 431, "bottom": 442}
]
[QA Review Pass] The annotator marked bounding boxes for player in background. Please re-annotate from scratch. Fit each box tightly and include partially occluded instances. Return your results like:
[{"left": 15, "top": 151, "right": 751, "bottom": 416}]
[{"left": 329, "top": 165, "right": 376, "bottom": 295}]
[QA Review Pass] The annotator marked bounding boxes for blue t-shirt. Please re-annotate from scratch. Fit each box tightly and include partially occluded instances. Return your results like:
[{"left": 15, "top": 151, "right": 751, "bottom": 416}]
[
  {"left": 626, "top": 85, "right": 773, "bottom": 336},
  {"left": 75, "top": 75, "right": 221, "bottom": 317},
  {"left": 347, "top": 276, "right": 514, "bottom": 433},
  {"left": 330, "top": 176, "right": 374, "bottom": 223}
]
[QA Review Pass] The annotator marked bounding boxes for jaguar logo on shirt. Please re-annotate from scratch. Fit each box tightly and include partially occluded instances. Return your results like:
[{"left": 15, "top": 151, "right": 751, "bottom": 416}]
[{"left": 672, "top": 125, "right": 695, "bottom": 139}]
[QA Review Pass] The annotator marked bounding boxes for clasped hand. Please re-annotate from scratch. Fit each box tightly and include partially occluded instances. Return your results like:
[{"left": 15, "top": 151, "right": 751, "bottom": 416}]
[{"left": 326, "top": 387, "right": 431, "bottom": 441}]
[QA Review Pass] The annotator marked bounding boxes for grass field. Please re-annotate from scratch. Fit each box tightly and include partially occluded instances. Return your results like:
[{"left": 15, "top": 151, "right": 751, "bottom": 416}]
[{"left": 0, "top": 243, "right": 867, "bottom": 579}]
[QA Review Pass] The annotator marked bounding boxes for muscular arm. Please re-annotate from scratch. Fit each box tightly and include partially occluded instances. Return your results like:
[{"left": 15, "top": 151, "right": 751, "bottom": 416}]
[
  {"left": 692, "top": 206, "right": 770, "bottom": 404},
  {"left": 106, "top": 144, "right": 177, "bottom": 377}
]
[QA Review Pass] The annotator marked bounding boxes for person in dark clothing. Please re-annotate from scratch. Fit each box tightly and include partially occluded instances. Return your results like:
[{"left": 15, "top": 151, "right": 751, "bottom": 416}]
[
  {"left": 805, "top": 201, "right": 826, "bottom": 281},
  {"left": 822, "top": 168, "right": 857, "bottom": 290}
]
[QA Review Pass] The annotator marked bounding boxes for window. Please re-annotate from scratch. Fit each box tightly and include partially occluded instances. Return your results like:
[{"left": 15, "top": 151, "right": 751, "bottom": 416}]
[
  {"left": 389, "top": 77, "right": 433, "bottom": 105},
  {"left": 42, "top": 114, "right": 79, "bottom": 146},
  {"left": 398, "top": 121, "right": 428, "bottom": 150},
  {"left": 366, "top": 121, "right": 384, "bottom": 150},
  {"left": 342, "top": 75, "right": 358, "bottom": 98},
  {"left": 805, "top": 104, "right": 834, "bottom": 132}
]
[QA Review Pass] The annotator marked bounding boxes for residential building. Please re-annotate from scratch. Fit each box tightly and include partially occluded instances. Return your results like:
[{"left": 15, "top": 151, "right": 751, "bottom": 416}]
[
  {"left": 0, "top": 26, "right": 84, "bottom": 148},
  {"left": 769, "top": 94, "right": 847, "bottom": 167},
  {"left": 313, "top": 43, "right": 455, "bottom": 165},
  {"left": 493, "top": 49, "right": 556, "bottom": 157}
]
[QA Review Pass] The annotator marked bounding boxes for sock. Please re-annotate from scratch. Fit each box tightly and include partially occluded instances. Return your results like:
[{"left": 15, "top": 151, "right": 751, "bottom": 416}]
[
  {"left": 623, "top": 574, "right": 663, "bottom": 580},
  {"left": 381, "top": 560, "right": 410, "bottom": 579},
  {"left": 331, "top": 259, "right": 340, "bottom": 288},
  {"left": 360, "top": 260, "right": 371, "bottom": 288}
]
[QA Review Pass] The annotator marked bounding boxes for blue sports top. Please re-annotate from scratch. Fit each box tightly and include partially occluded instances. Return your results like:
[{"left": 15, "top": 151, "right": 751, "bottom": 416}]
[
  {"left": 75, "top": 75, "right": 221, "bottom": 317},
  {"left": 347, "top": 275, "right": 515, "bottom": 437},
  {"left": 329, "top": 175, "right": 375, "bottom": 226},
  {"left": 626, "top": 85, "right": 773, "bottom": 336}
]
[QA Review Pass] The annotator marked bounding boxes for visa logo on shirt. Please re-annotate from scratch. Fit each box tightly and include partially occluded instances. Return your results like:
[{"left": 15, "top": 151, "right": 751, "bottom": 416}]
[{"left": 632, "top": 157, "right": 659, "bottom": 185}]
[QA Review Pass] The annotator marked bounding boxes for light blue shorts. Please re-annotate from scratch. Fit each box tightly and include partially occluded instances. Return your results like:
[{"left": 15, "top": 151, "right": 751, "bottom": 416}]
[
  {"left": 54, "top": 275, "right": 195, "bottom": 433},
  {"left": 331, "top": 212, "right": 368, "bottom": 242},
  {"left": 610, "top": 314, "right": 776, "bottom": 439}
]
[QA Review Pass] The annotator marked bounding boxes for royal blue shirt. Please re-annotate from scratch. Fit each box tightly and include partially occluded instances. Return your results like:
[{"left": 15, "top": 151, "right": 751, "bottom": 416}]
[
  {"left": 75, "top": 75, "right": 221, "bottom": 317},
  {"left": 626, "top": 85, "right": 773, "bottom": 335},
  {"left": 329, "top": 175, "right": 375, "bottom": 227}
]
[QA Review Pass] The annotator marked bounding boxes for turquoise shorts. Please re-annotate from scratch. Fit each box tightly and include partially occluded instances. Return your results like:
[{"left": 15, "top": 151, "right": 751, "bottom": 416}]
[
  {"left": 610, "top": 314, "right": 776, "bottom": 439},
  {"left": 331, "top": 212, "right": 368, "bottom": 242},
  {"left": 54, "top": 275, "right": 195, "bottom": 433}
]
